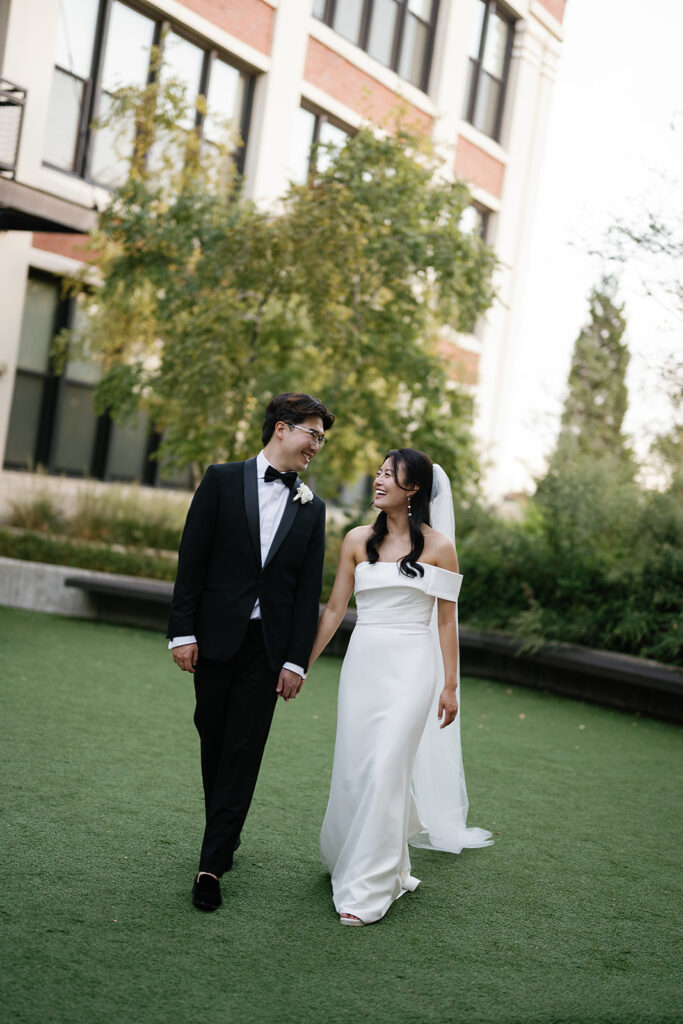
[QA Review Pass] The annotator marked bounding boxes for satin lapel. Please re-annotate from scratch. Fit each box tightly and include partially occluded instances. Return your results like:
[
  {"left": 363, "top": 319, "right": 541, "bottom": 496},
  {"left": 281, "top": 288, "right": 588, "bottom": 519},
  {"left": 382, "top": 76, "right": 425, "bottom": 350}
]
[
  {"left": 243, "top": 457, "right": 261, "bottom": 567},
  {"left": 263, "top": 475, "right": 301, "bottom": 569}
]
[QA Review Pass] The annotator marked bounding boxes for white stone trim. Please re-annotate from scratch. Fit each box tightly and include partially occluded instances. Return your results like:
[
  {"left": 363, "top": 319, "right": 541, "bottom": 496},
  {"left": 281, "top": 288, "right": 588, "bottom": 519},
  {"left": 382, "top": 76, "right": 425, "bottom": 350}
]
[
  {"left": 298, "top": 83, "right": 364, "bottom": 130},
  {"left": 144, "top": 0, "right": 271, "bottom": 73},
  {"left": 28, "top": 245, "right": 87, "bottom": 278},
  {"left": 467, "top": 185, "right": 502, "bottom": 214},
  {"left": 457, "top": 120, "right": 509, "bottom": 165},
  {"left": 440, "top": 326, "right": 482, "bottom": 356},
  {"left": 530, "top": 0, "right": 565, "bottom": 42},
  {"left": 307, "top": 17, "right": 437, "bottom": 118}
]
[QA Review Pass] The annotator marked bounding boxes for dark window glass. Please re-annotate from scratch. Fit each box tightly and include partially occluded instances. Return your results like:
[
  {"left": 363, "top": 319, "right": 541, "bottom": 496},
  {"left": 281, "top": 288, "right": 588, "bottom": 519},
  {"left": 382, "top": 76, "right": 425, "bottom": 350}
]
[
  {"left": 287, "top": 107, "right": 350, "bottom": 184},
  {"left": 367, "top": 0, "right": 399, "bottom": 67},
  {"left": 204, "top": 58, "right": 245, "bottom": 147},
  {"left": 398, "top": 11, "right": 429, "bottom": 87},
  {"left": 54, "top": 0, "right": 99, "bottom": 77},
  {"left": 44, "top": 69, "right": 85, "bottom": 171},
  {"left": 460, "top": 203, "right": 490, "bottom": 241},
  {"left": 4, "top": 273, "right": 183, "bottom": 486},
  {"left": 44, "top": 0, "right": 253, "bottom": 184},
  {"left": 316, "top": 119, "right": 348, "bottom": 173},
  {"left": 288, "top": 107, "right": 318, "bottom": 184},
  {"left": 333, "top": 0, "right": 365, "bottom": 44},
  {"left": 464, "top": 1, "right": 514, "bottom": 140},
  {"left": 161, "top": 31, "right": 205, "bottom": 130},
  {"left": 44, "top": 0, "right": 99, "bottom": 170},
  {"left": 107, "top": 411, "right": 149, "bottom": 481},
  {"left": 4, "top": 376, "right": 45, "bottom": 468},
  {"left": 314, "top": 0, "right": 437, "bottom": 93},
  {"left": 5, "top": 275, "right": 60, "bottom": 470},
  {"left": 89, "top": 1, "right": 155, "bottom": 186},
  {"left": 202, "top": 55, "right": 248, "bottom": 187},
  {"left": 51, "top": 382, "right": 100, "bottom": 476},
  {"left": 15, "top": 277, "right": 58, "bottom": 373},
  {"left": 156, "top": 455, "right": 194, "bottom": 489}
]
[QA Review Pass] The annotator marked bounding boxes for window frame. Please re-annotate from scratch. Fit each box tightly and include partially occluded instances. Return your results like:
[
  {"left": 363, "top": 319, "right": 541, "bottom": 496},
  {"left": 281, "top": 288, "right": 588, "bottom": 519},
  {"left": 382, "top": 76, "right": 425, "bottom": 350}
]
[
  {"left": 313, "top": 0, "right": 440, "bottom": 94},
  {"left": 297, "top": 103, "right": 352, "bottom": 181},
  {"left": 4, "top": 270, "right": 172, "bottom": 485},
  {"left": 43, "top": 0, "right": 255, "bottom": 185},
  {"left": 464, "top": 201, "right": 491, "bottom": 243},
  {"left": 464, "top": 0, "right": 515, "bottom": 142}
]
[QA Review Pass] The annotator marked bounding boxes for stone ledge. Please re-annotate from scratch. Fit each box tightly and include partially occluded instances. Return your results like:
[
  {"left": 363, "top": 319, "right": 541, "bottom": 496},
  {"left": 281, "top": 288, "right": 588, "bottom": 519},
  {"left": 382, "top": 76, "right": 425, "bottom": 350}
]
[{"left": 1, "top": 557, "right": 681, "bottom": 722}]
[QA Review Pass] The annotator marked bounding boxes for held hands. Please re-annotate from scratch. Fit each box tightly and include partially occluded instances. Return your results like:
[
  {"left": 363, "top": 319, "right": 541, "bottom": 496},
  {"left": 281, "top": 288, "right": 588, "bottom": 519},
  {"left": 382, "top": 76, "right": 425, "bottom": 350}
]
[
  {"left": 277, "top": 667, "right": 304, "bottom": 702},
  {"left": 438, "top": 687, "right": 458, "bottom": 728},
  {"left": 172, "top": 642, "right": 198, "bottom": 673}
]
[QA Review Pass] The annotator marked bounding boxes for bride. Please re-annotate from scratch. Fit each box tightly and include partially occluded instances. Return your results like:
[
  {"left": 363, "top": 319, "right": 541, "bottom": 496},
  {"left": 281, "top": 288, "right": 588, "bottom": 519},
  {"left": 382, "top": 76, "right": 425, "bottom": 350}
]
[{"left": 308, "top": 448, "right": 492, "bottom": 926}]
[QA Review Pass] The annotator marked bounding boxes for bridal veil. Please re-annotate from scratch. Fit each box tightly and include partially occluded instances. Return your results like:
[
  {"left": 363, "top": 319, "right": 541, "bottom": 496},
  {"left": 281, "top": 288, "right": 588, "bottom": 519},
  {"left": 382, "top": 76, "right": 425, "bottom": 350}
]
[{"left": 409, "top": 464, "right": 493, "bottom": 853}]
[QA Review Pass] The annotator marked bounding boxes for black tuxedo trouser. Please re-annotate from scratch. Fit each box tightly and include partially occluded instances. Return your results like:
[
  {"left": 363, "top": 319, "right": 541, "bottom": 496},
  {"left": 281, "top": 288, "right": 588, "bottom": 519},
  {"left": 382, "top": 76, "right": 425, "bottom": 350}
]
[{"left": 193, "top": 620, "right": 278, "bottom": 877}]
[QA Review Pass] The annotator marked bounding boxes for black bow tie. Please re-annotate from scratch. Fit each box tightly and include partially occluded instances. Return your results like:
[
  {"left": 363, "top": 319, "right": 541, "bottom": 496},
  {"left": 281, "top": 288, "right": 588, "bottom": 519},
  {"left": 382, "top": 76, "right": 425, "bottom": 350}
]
[{"left": 264, "top": 466, "right": 298, "bottom": 490}]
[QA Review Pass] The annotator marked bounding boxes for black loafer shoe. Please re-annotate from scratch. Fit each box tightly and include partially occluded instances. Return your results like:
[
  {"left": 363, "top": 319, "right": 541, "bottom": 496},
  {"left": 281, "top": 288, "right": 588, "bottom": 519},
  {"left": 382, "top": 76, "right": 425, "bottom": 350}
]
[{"left": 192, "top": 874, "right": 222, "bottom": 911}]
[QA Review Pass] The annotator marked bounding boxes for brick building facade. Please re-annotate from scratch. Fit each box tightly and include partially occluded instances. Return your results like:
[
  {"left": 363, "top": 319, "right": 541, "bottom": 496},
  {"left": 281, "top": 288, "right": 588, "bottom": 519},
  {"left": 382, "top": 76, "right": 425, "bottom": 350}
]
[{"left": 0, "top": 0, "right": 564, "bottom": 497}]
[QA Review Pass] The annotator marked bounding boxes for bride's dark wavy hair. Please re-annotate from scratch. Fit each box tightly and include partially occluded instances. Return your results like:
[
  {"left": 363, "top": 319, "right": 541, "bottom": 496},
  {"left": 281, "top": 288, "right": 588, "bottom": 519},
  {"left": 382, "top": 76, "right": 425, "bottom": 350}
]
[{"left": 366, "top": 448, "right": 433, "bottom": 578}]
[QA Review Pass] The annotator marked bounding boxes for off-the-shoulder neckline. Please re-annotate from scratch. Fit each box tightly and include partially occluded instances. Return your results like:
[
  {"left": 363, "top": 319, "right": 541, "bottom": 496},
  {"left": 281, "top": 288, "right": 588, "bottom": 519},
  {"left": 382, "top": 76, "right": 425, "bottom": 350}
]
[{"left": 355, "top": 560, "right": 461, "bottom": 577}]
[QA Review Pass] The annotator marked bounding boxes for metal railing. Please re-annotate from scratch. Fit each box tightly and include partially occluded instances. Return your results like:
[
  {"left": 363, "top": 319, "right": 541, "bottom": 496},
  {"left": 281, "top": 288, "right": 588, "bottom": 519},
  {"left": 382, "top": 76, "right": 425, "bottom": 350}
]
[{"left": 0, "top": 79, "right": 26, "bottom": 177}]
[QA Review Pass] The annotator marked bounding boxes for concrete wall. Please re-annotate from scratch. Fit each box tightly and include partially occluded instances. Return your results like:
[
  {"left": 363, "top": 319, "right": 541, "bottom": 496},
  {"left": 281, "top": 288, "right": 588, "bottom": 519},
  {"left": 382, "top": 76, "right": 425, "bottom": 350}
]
[{"left": 0, "top": 555, "right": 99, "bottom": 617}]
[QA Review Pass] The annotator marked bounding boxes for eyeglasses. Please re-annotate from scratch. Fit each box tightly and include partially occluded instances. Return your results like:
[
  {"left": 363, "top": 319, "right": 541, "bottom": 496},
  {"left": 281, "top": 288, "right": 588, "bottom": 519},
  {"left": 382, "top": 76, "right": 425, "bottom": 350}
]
[{"left": 286, "top": 423, "right": 328, "bottom": 447}]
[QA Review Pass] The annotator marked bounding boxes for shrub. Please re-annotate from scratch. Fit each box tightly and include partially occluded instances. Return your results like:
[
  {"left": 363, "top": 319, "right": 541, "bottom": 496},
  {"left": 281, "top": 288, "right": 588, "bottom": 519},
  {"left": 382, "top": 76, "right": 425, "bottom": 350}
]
[
  {"left": 7, "top": 487, "right": 187, "bottom": 552},
  {"left": 8, "top": 494, "right": 63, "bottom": 534},
  {"left": 456, "top": 458, "right": 682, "bottom": 666},
  {"left": 0, "top": 528, "right": 177, "bottom": 581},
  {"left": 68, "top": 489, "right": 185, "bottom": 550}
]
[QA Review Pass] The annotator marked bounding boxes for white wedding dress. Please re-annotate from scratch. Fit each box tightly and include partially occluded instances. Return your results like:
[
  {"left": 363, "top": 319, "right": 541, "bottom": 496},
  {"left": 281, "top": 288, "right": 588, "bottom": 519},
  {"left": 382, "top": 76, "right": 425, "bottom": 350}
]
[{"left": 320, "top": 467, "right": 492, "bottom": 925}]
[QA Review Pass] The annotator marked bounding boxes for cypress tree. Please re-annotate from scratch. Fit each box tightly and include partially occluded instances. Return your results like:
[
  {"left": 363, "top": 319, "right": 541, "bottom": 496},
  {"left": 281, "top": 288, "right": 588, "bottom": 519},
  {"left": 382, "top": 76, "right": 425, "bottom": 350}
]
[{"left": 553, "top": 276, "right": 632, "bottom": 467}]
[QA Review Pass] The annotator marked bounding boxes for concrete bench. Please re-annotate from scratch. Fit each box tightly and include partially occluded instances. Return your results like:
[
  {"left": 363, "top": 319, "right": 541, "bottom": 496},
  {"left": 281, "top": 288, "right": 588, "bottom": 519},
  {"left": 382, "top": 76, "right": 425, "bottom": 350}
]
[
  {"left": 460, "top": 629, "right": 683, "bottom": 723},
  {"left": 64, "top": 572, "right": 683, "bottom": 723},
  {"left": 65, "top": 573, "right": 174, "bottom": 631}
]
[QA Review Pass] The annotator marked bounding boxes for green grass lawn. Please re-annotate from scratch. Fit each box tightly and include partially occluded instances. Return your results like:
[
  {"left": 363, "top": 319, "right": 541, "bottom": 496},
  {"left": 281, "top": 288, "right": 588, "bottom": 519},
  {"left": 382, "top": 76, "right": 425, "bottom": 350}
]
[{"left": 1, "top": 606, "right": 681, "bottom": 1024}]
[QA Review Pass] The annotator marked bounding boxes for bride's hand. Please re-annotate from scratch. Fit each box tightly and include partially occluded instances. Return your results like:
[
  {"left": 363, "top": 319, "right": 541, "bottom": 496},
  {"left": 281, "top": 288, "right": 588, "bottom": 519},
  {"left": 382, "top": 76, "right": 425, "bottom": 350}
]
[{"left": 438, "top": 688, "right": 458, "bottom": 728}]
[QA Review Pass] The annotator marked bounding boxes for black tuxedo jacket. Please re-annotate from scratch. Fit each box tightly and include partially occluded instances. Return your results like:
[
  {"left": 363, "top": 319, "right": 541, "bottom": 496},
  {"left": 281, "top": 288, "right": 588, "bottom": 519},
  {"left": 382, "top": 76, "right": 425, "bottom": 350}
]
[{"left": 167, "top": 458, "right": 326, "bottom": 670}]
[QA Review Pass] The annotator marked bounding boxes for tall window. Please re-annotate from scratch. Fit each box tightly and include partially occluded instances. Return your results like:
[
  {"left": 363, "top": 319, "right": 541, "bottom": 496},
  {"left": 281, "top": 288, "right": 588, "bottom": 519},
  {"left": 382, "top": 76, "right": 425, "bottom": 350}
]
[
  {"left": 44, "top": 0, "right": 254, "bottom": 185},
  {"left": 4, "top": 273, "right": 190, "bottom": 486},
  {"left": 313, "top": 0, "right": 438, "bottom": 92},
  {"left": 460, "top": 202, "right": 490, "bottom": 242},
  {"left": 463, "top": 1, "right": 514, "bottom": 141},
  {"left": 287, "top": 107, "right": 350, "bottom": 185}
]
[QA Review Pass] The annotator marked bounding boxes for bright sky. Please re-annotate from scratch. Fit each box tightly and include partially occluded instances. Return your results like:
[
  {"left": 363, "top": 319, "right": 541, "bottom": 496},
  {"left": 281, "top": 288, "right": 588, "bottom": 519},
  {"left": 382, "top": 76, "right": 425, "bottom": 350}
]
[{"left": 499, "top": 0, "right": 683, "bottom": 494}]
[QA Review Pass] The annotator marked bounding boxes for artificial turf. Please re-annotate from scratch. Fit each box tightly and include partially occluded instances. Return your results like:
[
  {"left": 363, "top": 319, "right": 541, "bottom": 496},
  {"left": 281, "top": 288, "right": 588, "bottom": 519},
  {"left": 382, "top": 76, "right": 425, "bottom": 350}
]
[{"left": 1, "top": 605, "right": 681, "bottom": 1024}]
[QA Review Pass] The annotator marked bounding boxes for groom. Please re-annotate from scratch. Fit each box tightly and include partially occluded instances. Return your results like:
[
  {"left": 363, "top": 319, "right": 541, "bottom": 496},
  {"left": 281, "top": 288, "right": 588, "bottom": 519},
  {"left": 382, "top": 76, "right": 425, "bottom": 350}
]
[{"left": 168, "top": 392, "right": 334, "bottom": 911}]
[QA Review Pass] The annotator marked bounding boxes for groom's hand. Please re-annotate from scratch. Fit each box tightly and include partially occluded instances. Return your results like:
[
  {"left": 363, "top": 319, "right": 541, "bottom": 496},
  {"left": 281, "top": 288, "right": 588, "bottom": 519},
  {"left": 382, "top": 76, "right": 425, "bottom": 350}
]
[
  {"left": 172, "top": 642, "right": 198, "bottom": 673},
  {"left": 276, "top": 667, "right": 303, "bottom": 702}
]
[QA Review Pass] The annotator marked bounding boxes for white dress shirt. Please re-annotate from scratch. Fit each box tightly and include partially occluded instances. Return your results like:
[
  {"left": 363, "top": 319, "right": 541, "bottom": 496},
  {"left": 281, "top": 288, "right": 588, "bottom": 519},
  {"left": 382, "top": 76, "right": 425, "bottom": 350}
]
[{"left": 169, "top": 451, "right": 306, "bottom": 678}]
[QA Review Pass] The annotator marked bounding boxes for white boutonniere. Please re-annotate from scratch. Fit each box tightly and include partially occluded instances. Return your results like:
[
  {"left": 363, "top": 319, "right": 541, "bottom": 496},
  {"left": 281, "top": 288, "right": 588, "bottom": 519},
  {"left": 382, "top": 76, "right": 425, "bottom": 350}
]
[{"left": 293, "top": 482, "right": 314, "bottom": 504}]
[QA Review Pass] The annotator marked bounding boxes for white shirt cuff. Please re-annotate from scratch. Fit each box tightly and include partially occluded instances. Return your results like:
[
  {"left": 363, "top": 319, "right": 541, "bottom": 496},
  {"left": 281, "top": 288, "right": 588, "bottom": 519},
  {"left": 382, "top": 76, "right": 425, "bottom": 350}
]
[
  {"left": 168, "top": 643, "right": 305, "bottom": 680},
  {"left": 283, "top": 661, "right": 306, "bottom": 680},
  {"left": 169, "top": 635, "right": 197, "bottom": 649}
]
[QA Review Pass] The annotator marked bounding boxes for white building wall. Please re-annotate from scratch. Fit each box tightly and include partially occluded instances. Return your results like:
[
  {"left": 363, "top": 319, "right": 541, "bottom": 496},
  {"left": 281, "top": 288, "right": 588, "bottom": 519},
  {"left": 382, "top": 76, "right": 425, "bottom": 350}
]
[
  {"left": 0, "top": 0, "right": 563, "bottom": 500},
  {"left": 245, "top": 0, "right": 313, "bottom": 206},
  {"left": 473, "top": 13, "right": 562, "bottom": 495}
]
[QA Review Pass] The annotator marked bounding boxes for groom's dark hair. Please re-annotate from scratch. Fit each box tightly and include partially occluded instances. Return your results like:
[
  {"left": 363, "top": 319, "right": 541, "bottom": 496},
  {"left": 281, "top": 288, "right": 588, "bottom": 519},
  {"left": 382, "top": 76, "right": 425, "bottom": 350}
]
[{"left": 261, "top": 393, "right": 335, "bottom": 444}]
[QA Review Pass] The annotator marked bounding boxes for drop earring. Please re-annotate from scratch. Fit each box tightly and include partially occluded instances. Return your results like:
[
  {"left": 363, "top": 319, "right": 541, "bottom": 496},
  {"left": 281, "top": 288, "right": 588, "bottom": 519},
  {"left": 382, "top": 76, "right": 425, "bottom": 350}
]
[{"left": 407, "top": 497, "right": 412, "bottom": 518}]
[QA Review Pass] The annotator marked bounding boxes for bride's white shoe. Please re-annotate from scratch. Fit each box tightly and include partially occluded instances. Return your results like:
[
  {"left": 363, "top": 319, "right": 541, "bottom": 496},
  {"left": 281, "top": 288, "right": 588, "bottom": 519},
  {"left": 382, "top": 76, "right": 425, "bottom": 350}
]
[{"left": 340, "top": 914, "right": 364, "bottom": 927}]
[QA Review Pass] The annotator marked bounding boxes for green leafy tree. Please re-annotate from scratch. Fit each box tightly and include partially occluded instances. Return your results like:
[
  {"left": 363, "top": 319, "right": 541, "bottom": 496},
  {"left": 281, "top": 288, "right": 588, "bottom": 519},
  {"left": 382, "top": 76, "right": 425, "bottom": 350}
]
[
  {"left": 67, "top": 67, "right": 496, "bottom": 496},
  {"left": 647, "top": 355, "right": 683, "bottom": 493}
]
